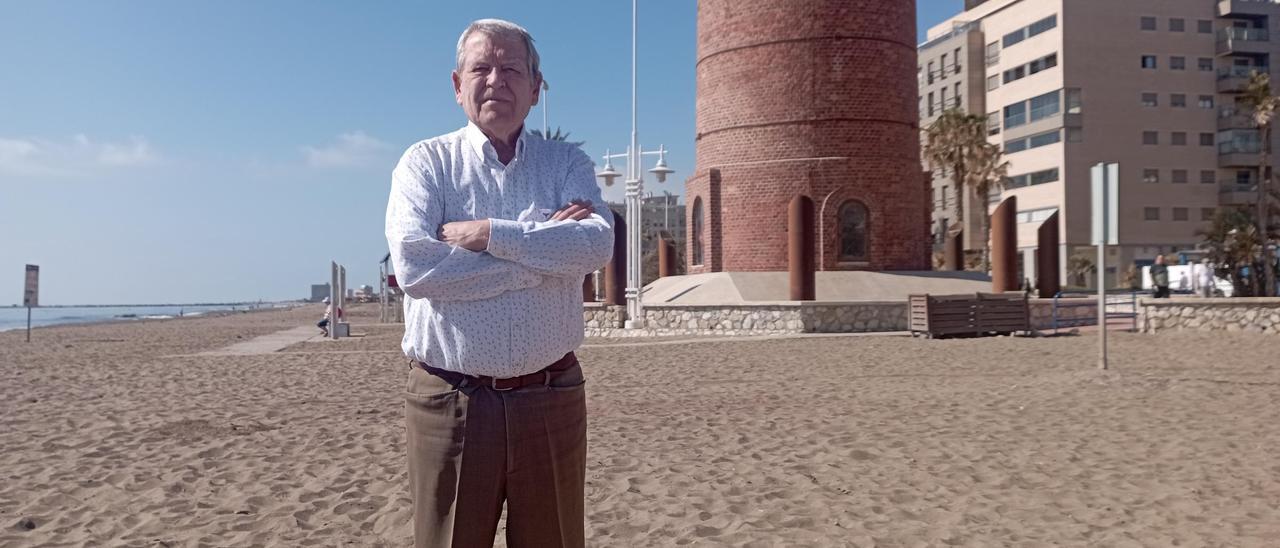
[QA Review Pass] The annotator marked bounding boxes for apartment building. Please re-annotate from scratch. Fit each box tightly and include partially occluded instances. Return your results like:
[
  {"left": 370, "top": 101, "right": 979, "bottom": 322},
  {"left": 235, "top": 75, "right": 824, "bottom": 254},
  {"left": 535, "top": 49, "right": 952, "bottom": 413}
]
[{"left": 921, "top": 0, "right": 1279, "bottom": 287}]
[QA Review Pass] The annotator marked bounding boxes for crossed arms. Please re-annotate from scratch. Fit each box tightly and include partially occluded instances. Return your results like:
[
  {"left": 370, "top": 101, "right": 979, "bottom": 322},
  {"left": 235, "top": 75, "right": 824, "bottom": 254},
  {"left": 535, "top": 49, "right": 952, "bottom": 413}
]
[{"left": 385, "top": 147, "right": 615, "bottom": 302}]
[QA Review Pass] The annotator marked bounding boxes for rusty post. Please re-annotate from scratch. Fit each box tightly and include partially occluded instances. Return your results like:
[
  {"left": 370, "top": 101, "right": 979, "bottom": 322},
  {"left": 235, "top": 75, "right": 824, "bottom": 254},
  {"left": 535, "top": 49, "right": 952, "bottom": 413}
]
[
  {"left": 1036, "top": 211, "right": 1061, "bottom": 298},
  {"left": 657, "top": 236, "right": 675, "bottom": 278},
  {"left": 603, "top": 213, "right": 626, "bottom": 306},
  {"left": 582, "top": 274, "right": 595, "bottom": 302},
  {"left": 990, "top": 196, "right": 1018, "bottom": 293},
  {"left": 788, "top": 195, "right": 816, "bottom": 301},
  {"left": 944, "top": 229, "right": 963, "bottom": 271}
]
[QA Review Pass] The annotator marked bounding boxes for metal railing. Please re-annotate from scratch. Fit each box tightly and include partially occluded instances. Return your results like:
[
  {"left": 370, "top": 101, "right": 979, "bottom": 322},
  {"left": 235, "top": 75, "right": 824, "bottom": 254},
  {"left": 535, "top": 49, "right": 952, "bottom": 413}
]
[
  {"left": 1220, "top": 26, "right": 1271, "bottom": 42},
  {"left": 1219, "top": 138, "right": 1263, "bottom": 154},
  {"left": 1051, "top": 290, "right": 1141, "bottom": 334},
  {"left": 1218, "top": 65, "right": 1269, "bottom": 80}
]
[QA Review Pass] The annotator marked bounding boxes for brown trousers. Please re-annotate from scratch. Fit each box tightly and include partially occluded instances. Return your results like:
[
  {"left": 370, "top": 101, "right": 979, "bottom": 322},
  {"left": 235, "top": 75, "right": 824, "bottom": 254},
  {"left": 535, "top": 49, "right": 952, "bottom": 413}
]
[{"left": 405, "top": 361, "right": 587, "bottom": 548}]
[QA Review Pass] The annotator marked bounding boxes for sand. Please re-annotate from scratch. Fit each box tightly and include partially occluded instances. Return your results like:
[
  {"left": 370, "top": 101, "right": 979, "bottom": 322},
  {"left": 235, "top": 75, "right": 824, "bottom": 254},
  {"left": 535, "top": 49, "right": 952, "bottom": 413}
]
[{"left": 2, "top": 304, "right": 1279, "bottom": 546}]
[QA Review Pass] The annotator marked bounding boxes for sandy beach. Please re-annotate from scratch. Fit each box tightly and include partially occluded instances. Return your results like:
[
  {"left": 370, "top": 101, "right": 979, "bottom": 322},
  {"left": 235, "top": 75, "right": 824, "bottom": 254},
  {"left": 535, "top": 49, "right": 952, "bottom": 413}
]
[{"left": 2, "top": 304, "right": 1279, "bottom": 547}]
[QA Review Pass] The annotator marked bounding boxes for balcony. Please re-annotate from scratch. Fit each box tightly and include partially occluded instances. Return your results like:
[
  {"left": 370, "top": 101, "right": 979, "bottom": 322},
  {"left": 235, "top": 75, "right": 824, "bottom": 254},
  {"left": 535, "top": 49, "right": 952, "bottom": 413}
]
[
  {"left": 1218, "top": 0, "right": 1280, "bottom": 18},
  {"left": 1220, "top": 180, "right": 1260, "bottom": 205},
  {"left": 1217, "top": 65, "right": 1270, "bottom": 92},
  {"left": 1219, "top": 137, "right": 1264, "bottom": 166},
  {"left": 1219, "top": 107, "right": 1258, "bottom": 130},
  {"left": 1217, "top": 27, "right": 1271, "bottom": 55}
]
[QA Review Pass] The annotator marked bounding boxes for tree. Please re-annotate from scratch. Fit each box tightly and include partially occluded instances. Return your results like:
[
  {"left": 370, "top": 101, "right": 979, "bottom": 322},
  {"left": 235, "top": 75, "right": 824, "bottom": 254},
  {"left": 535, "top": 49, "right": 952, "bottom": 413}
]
[
  {"left": 1240, "top": 70, "right": 1277, "bottom": 296},
  {"left": 1066, "top": 255, "right": 1095, "bottom": 288},
  {"left": 966, "top": 140, "right": 1011, "bottom": 272},
  {"left": 923, "top": 109, "right": 988, "bottom": 265},
  {"left": 1198, "top": 208, "right": 1263, "bottom": 297},
  {"left": 530, "top": 127, "right": 585, "bottom": 147}
]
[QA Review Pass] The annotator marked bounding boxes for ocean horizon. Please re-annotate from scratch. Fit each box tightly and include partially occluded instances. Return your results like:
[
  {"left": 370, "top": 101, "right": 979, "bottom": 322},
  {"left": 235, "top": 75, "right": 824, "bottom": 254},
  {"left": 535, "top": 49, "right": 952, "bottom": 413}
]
[{"left": 0, "top": 303, "right": 298, "bottom": 332}]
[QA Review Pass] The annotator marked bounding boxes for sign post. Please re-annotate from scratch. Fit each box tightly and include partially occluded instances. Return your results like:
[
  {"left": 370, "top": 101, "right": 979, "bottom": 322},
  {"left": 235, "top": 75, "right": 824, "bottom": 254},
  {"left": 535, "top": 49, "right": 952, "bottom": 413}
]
[
  {"left": 23, "top": 264, "right": 39, "bottom": 343},
  {"left": 1091, "top": 163, "right": 1119, "bottom": 370}
]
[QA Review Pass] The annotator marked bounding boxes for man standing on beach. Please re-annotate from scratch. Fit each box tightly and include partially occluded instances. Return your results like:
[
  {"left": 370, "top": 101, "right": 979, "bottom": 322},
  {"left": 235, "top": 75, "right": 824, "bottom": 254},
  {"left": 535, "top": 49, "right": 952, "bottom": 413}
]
[
  {"left": 385, "top": 19, "right": 613, "bottom": 548},
  {"left": 1151, "top": 255, "right": 1171, "bottom": 298}
]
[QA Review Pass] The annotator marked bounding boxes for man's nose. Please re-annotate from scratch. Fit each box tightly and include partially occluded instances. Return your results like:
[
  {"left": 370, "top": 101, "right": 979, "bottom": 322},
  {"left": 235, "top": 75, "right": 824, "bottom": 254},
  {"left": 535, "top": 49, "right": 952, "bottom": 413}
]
[{"left": 486, "top": 69, "right": 507, "bottom": 88}]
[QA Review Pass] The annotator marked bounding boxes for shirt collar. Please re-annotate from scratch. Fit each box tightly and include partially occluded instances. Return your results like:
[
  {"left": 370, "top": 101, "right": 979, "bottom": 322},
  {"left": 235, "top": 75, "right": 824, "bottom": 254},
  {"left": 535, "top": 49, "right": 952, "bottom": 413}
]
[{"left": 464, "top": 121, "right": 529, "bottom": 165}]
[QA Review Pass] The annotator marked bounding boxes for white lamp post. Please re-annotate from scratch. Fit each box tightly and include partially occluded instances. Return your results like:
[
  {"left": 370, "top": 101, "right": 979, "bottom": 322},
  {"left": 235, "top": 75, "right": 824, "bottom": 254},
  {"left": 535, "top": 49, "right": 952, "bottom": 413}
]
[{"left": 594, "top": 0, "right": 675, "bottom": 329}]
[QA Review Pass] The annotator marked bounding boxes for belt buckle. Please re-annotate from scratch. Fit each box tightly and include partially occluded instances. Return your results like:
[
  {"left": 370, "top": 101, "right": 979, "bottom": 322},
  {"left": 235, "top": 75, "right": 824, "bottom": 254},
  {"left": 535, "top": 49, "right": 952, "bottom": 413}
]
[{"left": 491, "top": 377, "right": 516, "bottom": 391}]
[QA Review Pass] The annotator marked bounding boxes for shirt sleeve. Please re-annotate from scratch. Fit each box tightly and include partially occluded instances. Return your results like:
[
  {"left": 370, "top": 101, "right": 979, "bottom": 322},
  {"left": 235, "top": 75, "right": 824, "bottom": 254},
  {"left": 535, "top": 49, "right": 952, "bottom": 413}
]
[
  {"left": 485, "top": 146, "right": 615, "bottom": 279},
  {"left": 385, "top": 145, "right": 544, "bottom": 302}
]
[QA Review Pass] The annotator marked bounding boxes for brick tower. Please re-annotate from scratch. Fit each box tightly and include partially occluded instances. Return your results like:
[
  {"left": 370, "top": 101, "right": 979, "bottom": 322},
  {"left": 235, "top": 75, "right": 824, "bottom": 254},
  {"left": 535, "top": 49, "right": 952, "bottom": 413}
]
[{"left": 685, "top": 0, "right": 930, "bottom": 272}]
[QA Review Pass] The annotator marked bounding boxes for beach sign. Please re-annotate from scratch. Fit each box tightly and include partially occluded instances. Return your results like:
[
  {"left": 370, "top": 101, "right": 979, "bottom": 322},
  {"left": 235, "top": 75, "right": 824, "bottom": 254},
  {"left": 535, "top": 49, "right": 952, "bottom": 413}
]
[{"left": 24, "top": 264, "right": 38, "bottom": 307}]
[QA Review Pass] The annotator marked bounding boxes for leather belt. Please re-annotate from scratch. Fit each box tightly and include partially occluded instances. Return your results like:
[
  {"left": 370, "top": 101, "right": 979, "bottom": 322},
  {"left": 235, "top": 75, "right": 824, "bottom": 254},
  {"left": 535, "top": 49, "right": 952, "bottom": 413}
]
[{"left": 414, "top": 352, "right": 577, "bottom": 391}]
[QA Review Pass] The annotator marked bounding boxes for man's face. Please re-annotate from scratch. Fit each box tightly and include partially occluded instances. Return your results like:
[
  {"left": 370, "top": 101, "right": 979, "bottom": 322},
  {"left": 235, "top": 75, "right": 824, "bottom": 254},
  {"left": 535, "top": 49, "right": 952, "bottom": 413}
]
[{"left": 453, "top": 32, "right": 541, "bottom": 141}]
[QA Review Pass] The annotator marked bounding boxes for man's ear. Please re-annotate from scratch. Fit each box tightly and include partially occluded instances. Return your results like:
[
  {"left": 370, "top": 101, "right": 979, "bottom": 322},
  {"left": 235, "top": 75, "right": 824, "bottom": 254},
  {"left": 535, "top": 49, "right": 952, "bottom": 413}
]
[
  {"left": 532, "top": 74, "right": 543, "bottom": 106},
  {"left": 452, "top": 71, "right": 464, "bottom": 106}
]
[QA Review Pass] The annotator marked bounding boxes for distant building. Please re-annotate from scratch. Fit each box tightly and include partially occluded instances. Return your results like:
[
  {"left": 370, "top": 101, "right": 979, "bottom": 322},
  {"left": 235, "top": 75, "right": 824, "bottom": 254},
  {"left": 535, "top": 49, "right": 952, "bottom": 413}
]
[
  {"left": 310, "top": 284, "right": 330, "bottom": 303},
  {"left": 922, "top": 0, "right": 1280, "bottom": 286}
]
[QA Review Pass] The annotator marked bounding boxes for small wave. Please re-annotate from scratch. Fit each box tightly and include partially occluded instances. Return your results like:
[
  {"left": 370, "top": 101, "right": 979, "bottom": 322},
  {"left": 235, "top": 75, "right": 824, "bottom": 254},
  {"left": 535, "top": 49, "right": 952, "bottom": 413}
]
[{"left": 140, "top": 315, "right": 175, "bottom": 320}]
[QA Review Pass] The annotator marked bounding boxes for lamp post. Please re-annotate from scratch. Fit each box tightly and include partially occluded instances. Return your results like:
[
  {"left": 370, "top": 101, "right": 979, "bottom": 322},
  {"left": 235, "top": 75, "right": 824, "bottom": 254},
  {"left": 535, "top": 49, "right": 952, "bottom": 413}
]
[{"left": 594, "top": 0, "right": 675, "bottom": 329}]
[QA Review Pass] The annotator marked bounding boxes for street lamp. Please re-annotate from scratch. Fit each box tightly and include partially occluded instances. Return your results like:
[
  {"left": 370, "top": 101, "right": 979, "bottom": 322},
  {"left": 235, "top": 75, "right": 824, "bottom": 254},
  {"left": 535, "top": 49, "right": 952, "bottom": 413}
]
[{"left": 593, "top": 0, "right": 675, "bottom": 329}]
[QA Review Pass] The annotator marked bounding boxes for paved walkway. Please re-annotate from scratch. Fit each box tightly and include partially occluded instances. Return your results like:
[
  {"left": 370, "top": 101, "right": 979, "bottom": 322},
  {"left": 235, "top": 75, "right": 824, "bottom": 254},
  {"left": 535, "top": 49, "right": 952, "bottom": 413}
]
[{"left": 194, "top": 325, "right": 323, "bottom": 356}]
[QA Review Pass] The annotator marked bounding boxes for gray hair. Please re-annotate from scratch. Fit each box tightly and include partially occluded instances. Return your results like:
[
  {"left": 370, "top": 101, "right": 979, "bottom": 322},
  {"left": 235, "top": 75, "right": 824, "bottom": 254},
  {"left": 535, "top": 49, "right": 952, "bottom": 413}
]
[{"left": 456, "top": 19, "right": 541, "bottom": 79}]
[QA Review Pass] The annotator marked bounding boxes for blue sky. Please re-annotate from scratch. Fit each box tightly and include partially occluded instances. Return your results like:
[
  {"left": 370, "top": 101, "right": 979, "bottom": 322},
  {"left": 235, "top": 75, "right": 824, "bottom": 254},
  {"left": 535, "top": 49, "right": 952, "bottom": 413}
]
[{"left": 1, "top": 1, "right": 962, "bottom": 305}]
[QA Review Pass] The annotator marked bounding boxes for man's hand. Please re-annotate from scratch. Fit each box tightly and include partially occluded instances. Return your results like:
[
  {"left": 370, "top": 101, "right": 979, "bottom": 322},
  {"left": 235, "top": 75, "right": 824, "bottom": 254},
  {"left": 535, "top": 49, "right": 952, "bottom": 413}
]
[
  {"left": 550, "top": 199, "right": 595, "bottom": 221},
  {"left": 439, "top": 219, "right": 491, "bottom": 252}
]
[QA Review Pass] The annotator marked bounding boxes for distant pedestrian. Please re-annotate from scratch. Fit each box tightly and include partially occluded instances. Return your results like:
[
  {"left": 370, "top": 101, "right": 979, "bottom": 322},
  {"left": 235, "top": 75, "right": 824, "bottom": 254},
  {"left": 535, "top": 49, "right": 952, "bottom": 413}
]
[
  {"left": 1196, "top": 258, "right": 1215, "bottom": 298},
  {"left": 1151, "top": 255, "right": 1171, "bottom": 298},
  {"left": 317, "top": 297, "right": 342, "bottom": 336}
]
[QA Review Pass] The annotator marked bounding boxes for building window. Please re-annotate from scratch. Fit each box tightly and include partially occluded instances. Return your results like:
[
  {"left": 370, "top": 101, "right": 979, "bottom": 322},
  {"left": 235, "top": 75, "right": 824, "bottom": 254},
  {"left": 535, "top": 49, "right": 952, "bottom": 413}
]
[
  {"left": 1003, "top": 65, "right": 1026, "bottom": 84},
  {"left": 1007, "top": 130, "right": 1062, "bottom": 154},
  {"left": 1143, "top": 131, "right": 1159, "bottom": 145},
  {"left": 954, "top": 82, "right": 962, "bottom": 107},
  {"left": 1200, "top": 133, "right": 1216, "bottom": 146},
  {"left": 1198, "top": 95, "right": 1214, "bottom": 109},
  {"left": 1237, "top": 170, "right": 1254, "bottom": 185},
  {"left": 1140, "top": 16, "right": 1157, "bottom": 31},
  {"left": 1199, "top": 58, "right": 1214, "bottom": 72},
  {"left": 1029, "top": 15, "right": 1057, "bottom": 37},
  {"left": 1202, "top": 207, "right": 1216, "bottom": 221},
  {"left": 987, "top": 112, "right": 1001, "bottom": 136},
  {"left": 1170, "top": 18, "right": 1185, "bottom": 32},
  {"left": 1143, "top": 168, "right": 1160, "bottom": 183},
  {"left": 1170, "top": 56, "right": 1186, "bottom": 70},
  {"left": 985, "top": 41, "right": 1000, "bottom": 66},
  {"left": 1141, "top": 92, "right": 1159, "bottom": 107},
  {"left": 954, "top": 48, "right": 962, "bottom": 73},
  {"left": 1172, "top": 169, "right": 1188, "bottom": 184},
  {"left": 1171, "top": 94, "right": 1187, "bottom": 108},
  {"left": 1029, "top": 53, "right": 1058, "bottom": 75},
  {"left": 1198, "top": 19, "right": 1213, "bottom": 34},
  {"left": 1172, "top": 132, "right": 1187, "bottom": 146},
  {"left": 691, "top": 197, "right": 704, "bottom": 266},
  {"left": 1142, "top": 55, "right": 1157, "bottom": 69},
  {"left": 927, "top": 61, "right": 935, "bottom": 84},
  {"left": 1066, "top": 88, "right": 1083, "bottom": 114},
  {"left": 1007, "top": 168, "right": 1060, "bottom": 188},
  {"left": 987, "top": 74, "right": 1000, "bottom": 91},
  {"left": 1144, "top": 207, "right": 1161, "bottom": 221},
  {"left": 838, "top": 200, "right": 869, "bottom": 262},
  {"left": 1201, "top": 170, "right": 1216, "bottom": 184},
  {"left": 1173, "top": 207, "right": 1189, "bottom": 221},
  {"left": 1029, "top": 91, "right": 1061, "bottom": 122},
  {"left": 928, "top": 92, "right": 935, "bottom": 117},
  {"left": 1004, "top": 102, "right": 1027, "bottom": 128}
]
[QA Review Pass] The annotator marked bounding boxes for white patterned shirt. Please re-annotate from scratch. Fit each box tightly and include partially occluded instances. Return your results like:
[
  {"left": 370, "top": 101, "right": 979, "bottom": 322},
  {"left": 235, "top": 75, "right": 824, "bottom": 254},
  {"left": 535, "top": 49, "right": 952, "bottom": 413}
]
[{"left": 386, "top": 123, "right": 614, "bottom": 377}]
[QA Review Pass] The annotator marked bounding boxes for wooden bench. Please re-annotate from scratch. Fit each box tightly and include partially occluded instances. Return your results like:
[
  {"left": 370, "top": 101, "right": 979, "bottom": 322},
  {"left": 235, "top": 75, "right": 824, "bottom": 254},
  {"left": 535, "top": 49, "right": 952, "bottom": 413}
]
[{"left": 910, "top": 293, "right": 1030, "bottom": 338}]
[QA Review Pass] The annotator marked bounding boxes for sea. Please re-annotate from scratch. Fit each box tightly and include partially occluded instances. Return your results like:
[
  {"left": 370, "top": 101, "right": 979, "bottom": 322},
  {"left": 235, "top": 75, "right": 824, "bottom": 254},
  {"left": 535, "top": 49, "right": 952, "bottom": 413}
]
[{"left": 0, "top": 303, "right": 289, "bottom": 332}]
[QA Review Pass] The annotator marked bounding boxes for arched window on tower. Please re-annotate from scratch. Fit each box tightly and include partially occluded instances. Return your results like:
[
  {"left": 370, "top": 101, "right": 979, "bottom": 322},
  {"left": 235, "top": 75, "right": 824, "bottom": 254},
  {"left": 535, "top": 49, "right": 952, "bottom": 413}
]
[
  {"left": 838, "top": 200, "right": 869, "bottom": 262},
  {"left": 691, "top": 197, "right": 704, "bottom": 265}
]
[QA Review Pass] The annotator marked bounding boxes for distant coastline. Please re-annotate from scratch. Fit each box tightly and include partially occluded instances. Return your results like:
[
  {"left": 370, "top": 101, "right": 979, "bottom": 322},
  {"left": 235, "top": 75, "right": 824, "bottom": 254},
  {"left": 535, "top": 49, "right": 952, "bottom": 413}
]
[{"left": 3, "top": 301, "right": 303, "bottom": 309}]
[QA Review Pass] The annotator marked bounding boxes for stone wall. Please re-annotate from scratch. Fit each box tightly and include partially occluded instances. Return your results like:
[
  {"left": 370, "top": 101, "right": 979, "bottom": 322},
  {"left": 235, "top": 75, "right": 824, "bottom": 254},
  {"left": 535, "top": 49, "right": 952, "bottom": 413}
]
[
  {"left": 583, "top": 298, "right": 1093, "bottom": 337},
  {"left": 1138, "top": 298, "right": 1280, "bottom": 334}
]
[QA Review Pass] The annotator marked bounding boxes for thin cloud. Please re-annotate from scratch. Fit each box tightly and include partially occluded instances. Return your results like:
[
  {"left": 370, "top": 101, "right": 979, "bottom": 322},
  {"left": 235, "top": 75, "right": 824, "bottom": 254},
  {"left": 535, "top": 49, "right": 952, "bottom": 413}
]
[
  {"left": 0, "top": 134, "right": 161, "bottom": 177},
  {"left": 302, "top": 131, "right": 392, "bottom": 168}
]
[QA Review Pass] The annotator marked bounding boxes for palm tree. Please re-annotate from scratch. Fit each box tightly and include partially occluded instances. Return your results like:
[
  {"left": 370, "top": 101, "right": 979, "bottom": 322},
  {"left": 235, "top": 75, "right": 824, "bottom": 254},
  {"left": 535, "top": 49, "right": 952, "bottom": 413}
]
[
  {"left": 966, "top": 140, "right": 1011, "bottom": 272},
  {"left": 1240, "top": 70, "right": 1277, "bottom": 295},
  {"left": 1198, "top": 208, "right": 1262, "bottom": 296},
  {"left": 530, "top": 127, "right": 585, "bottom": 147},
  {"left": 923, "top": 109, "right": 988, "bottom": 264}
]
